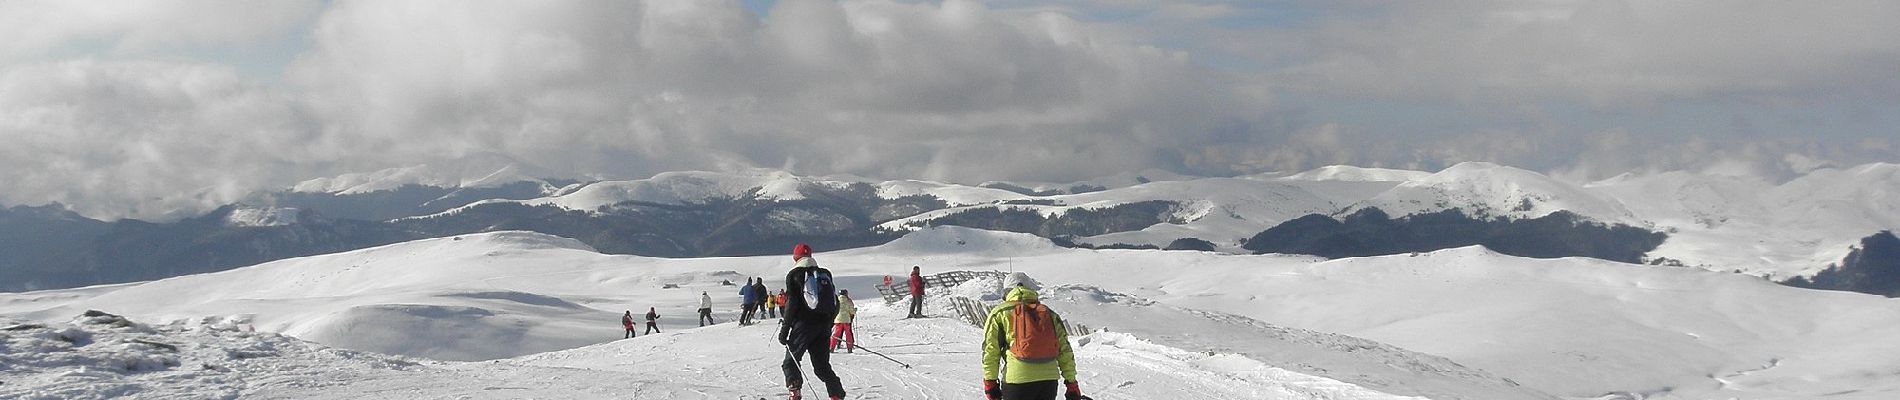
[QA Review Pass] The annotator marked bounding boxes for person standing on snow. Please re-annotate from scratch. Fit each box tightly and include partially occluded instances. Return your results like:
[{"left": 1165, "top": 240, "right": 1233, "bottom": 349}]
[
  {"left": 699, "top": 292, "right": 716, "bottom": 326},
  {"left": 645, "top": 307, "right": 662, "bottom": 334},
  {"left": 779, "top": 243, "right": 846, "bottom": 400},
  {"left": 907, "top": 266, "right": 927, "bottom": 318},
  {"left": 753, "top": 278, "right": 770, "bottom": 319},
  {"left": 830, "top": 289, "right": 857, "bottom": 353},
  {"left": 622, "top": 310, "right": 637, "bottom": 339},
  {"left": 776, "top": 289, "right": 788, "bottom": 319},
  {"left": 740, "top": 278, "right": 759, "bottom": 326},
  {"left": 981, "top": 282, "right": 1083, "bottom": 400},
  {"left": 765, "top": 288, "right": 780, "bottom": 319}
]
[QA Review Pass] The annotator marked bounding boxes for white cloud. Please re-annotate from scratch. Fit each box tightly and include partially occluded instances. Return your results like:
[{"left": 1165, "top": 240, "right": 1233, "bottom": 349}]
[
  {"left": 290, "top": 0, "right": 1262, "bottom": 182},
  {"left": 0, "top": 0, "right": 322, "bottom": 61},
  {"left": 0, "top": 59, "right": 316, "bottom": 219},
  {"left": 2, "top": 0, "right": 1267, "bottom": 220},
  {"left": 1265, "top": 1, "right": 1900, "bottom": 106},
  {"left": 3, "top": 0, "right": 1898, "bottom": 219}
]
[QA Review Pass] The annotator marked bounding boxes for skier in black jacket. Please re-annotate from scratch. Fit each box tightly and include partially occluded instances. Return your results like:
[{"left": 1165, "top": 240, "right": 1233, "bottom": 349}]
[{"left": 779, "top": 243, "right": 845, "bottom": 400}]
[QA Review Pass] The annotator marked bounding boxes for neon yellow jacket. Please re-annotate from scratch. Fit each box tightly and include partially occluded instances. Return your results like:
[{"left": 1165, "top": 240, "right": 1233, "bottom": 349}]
[
  {"left": 981, "top": 286, "right": 1077, "bottom": 384},
  {"left": 835, "top": 294, "right": 857, "bottom": 323}
]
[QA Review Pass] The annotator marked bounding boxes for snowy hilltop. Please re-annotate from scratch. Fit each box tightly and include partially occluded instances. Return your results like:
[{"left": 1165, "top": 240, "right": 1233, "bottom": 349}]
[
  {"left": 10, "top": 162, "right": 1900, "bottom": 293},
  {"left": 5, "top": 227, "right": 1900, "bottom": 399}
]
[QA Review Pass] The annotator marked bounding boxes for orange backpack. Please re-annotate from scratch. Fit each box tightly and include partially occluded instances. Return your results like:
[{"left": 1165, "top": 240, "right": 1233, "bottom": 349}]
[{"left": 1008, "top": 301, "right": 1061, "bottom": 363}]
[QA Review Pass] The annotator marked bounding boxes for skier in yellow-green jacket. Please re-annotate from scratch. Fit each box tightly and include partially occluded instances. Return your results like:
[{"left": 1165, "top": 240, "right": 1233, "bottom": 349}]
[{"left": 981, "top": 284, "right": 1083, "bottom": 400}]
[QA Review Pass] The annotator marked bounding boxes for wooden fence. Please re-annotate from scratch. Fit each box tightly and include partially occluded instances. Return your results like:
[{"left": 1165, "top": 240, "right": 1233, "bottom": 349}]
[
  {"left": 874, "top": 270, "right": 1008, "bottom": 303},
  {"left": 875, "top": 270, "right": 1094, "bottom": 335},
  {"left": 949, "top": 295, "right": 1092, "bottom": 335}
]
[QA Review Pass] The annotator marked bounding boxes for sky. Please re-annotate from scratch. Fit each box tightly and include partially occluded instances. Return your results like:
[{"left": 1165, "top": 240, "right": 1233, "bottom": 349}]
[{"left": 2, "top": 0, "right": 1898, "bottom": 220}]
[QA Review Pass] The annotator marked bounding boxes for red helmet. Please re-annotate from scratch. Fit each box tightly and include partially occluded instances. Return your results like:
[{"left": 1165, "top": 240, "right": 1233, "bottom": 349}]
[{"left": 793, "top": 243, "right": 813, "bottom": 260}]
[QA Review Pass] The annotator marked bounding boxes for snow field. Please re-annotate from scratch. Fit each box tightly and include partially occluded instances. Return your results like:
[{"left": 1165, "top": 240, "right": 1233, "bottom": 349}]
[
  {"left": 840, "top": 227, "right": 1900, "bottom": 400},
  {"left": 0, "top": 291, "right": 1419, "bottom": 399},
  {"left": 1, "top": 312, "right": 423, "bottom": 400},
  {"left": 8, "top": 227, "right": 1900, "bottom": 399}
]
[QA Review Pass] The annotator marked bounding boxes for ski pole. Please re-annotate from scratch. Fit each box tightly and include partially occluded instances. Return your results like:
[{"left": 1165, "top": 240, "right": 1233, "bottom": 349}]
[
  {"left": 851, "top": 344, "right": 912, "bottom": 368},
  {"left": 784, "top": 347, "right": 815, "bottom": 399}
]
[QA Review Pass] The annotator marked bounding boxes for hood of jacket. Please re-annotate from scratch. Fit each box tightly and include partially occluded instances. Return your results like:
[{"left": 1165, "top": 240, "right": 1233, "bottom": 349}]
[{"left": 1004, "top": 285, "right": 1039, "bottom": 303}]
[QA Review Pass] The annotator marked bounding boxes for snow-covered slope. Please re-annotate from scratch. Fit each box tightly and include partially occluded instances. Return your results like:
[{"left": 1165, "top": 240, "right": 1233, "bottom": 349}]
[
  {"left": 877, "top": 178, "right": 1357, "bottom": 249},
  {"left": 526, "top": 170, "right": 821, "bottom": 210},
  {"left": 222, "top": 205, "right": 303, "bottom": 227},
  {"left": 9, "top": 228, "right": 1899, "bottom": 399},
  {"left": 452, "top": 170, "right": 1027, "bottom": 215},
  {"left": 849, "top": 228, "right": 1900, "bottom": 400},
  {"left": 938, "top": 272, "right": 1549, "bottom": 400},
  {"left": 293, "top": 156, "right": 554, "bottom": 195},
  {"left": 1, "top": 230, "right": 1442, "bottom": 400},
  {"left": 276, "top": 159, "right": 1900, "bottom": 277},
  {"left": 1062, "top": 178, "right": 1348, "bottom": 248},
  {"left": 981, "top": 168, "right": 1201, "bottom": 195},
  {"left": 0, "top": 311, "right": 426, "bottom": 399},
  {"left": 1591, "top": 163, "right": 1900, "bottom": 277},
  {"left": 1346, "top": 162, "right": 1641, "bottom": 224},
  {"left": 3, "top": 232, "right": 619, "bottom": 362},
  {"left": 0, "top": 306, "right": 1423, "bottom": 400},
  {"left": 1272, "top": 165, "right": 1432, "bottom": 182}
]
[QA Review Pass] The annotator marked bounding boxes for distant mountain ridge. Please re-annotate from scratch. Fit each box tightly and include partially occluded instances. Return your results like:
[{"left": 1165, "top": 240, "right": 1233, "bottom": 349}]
[{"left": 4, "top": 162, "right": 1899, "bottom": 293}]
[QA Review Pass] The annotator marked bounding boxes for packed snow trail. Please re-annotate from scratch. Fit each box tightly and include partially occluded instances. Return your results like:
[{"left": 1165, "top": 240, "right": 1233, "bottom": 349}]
[
  {"left": 306, "top": 299, "right": 1424, "bottom": 399},
  {"left": 1, "top": 302, "right": 1423, "bottom": 399}
]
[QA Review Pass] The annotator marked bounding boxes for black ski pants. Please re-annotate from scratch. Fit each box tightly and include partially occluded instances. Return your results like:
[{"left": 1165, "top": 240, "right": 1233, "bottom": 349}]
[
  {"left": 645, "top": 322, "right": 660, "bottom": 334},
  {"left": 698, "top": 308, "right": 714, "bottom": 326},
  {"left": 624, "top": 328, "right": 635, "bottom": 338},
  {"left": 783, "top": 335, "right": 845, "bottom": 399},
  {"left": 1002, "top": 380, "right": 1060, "bottom": 400}
]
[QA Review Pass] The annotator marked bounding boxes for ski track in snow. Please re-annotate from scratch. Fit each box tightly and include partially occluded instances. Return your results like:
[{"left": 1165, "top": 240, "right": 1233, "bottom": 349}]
[{"left": 2, "top": 304, "right": 1419, "bottom": 399}]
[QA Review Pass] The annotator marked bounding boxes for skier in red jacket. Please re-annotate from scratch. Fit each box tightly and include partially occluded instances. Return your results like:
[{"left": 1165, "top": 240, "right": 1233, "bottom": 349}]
[
  {"left": 622, "top": 310, "right": 636, "bottom": 338},
  {"left": 907, "top": 266, "right": 927, "bottom": 318}
]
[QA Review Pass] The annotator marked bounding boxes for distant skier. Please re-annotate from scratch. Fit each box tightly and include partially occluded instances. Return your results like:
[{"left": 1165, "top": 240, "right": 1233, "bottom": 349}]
[
  {"left": 645, "top": 307, "right": 661, "bottom": 334},
  {"left": 907, "top": 266, "right": 927, "bottom": 318},
  {"left": 981, "top": 282, "right": 1082, "bottom": 400},
  {"left": 765, "top": 288, "right": 780, "bottom": 318},
  {"left": 779, "top": 243, "right": 846, "bottom": 400},
  {"left": 776, "top": 290, "right": 788, "bottom": 319},
  {"left": 753, "top": 278, "right": 770, "bottom": 320},
  {"left": 741, "top": 278, "right": 759, "bottom": 326},
  {"left": 622, "top": 310, "right": 636, "bottom": 339},
  {"left": 830, "top": 289, "right": 857, "bottom": 353},
  {"left": 699, "top": 292, "right": 716, "bottom": 326}
]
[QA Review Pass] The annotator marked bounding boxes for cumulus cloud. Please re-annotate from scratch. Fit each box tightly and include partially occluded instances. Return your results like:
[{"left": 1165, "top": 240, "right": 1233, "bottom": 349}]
[
  {"left": 0, "top": 0, "right": 322, "bottom": 61},
  {"left": 2, "top": 0, "right": 1898, "bottom": 220},
  {"left": 1201, "top": 1, "right": 1899, "bottom": 105},
  {"left": 2, "top": 0, "right": 1268, "bottom": 219},
  {"left": 0, "top": 60, "right": 317, "bottom": 219},
  {"left": 289, "top": 0, "right": 1262, "bottom": 184}
]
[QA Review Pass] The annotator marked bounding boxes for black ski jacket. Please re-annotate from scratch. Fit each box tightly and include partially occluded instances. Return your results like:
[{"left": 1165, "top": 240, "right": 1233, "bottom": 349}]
[{"left": 779, "top": 258, "right": 838, "bottom": 348}]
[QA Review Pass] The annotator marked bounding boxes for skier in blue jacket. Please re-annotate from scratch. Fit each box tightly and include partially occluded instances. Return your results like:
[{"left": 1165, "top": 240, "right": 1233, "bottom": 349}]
[{"left": 741, "top": 278, "right": 761, "bottom": 325}]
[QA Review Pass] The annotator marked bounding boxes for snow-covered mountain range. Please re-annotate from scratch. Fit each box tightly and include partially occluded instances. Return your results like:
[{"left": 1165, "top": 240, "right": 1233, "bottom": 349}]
[
  {"left": 6, "top": 227, "right": 1899, "bottom": 399},
  {"left": 4, "top": 161, "right": 1899, "bottom": 293},
  {"left": 318, "top": 160, "right": 1900, "bottom": 277}
]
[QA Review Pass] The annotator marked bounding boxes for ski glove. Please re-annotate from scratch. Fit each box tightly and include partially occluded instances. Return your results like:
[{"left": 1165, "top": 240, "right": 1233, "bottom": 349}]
[
  {"left": 983, "top": 380, "right": 1002, "bottom": 400},
  {"left": 1064, "top": 381, "right": 1082, "bottom": 400},
  {"left": 777, "top": 324, "right": 792, "bottom": 346}
]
